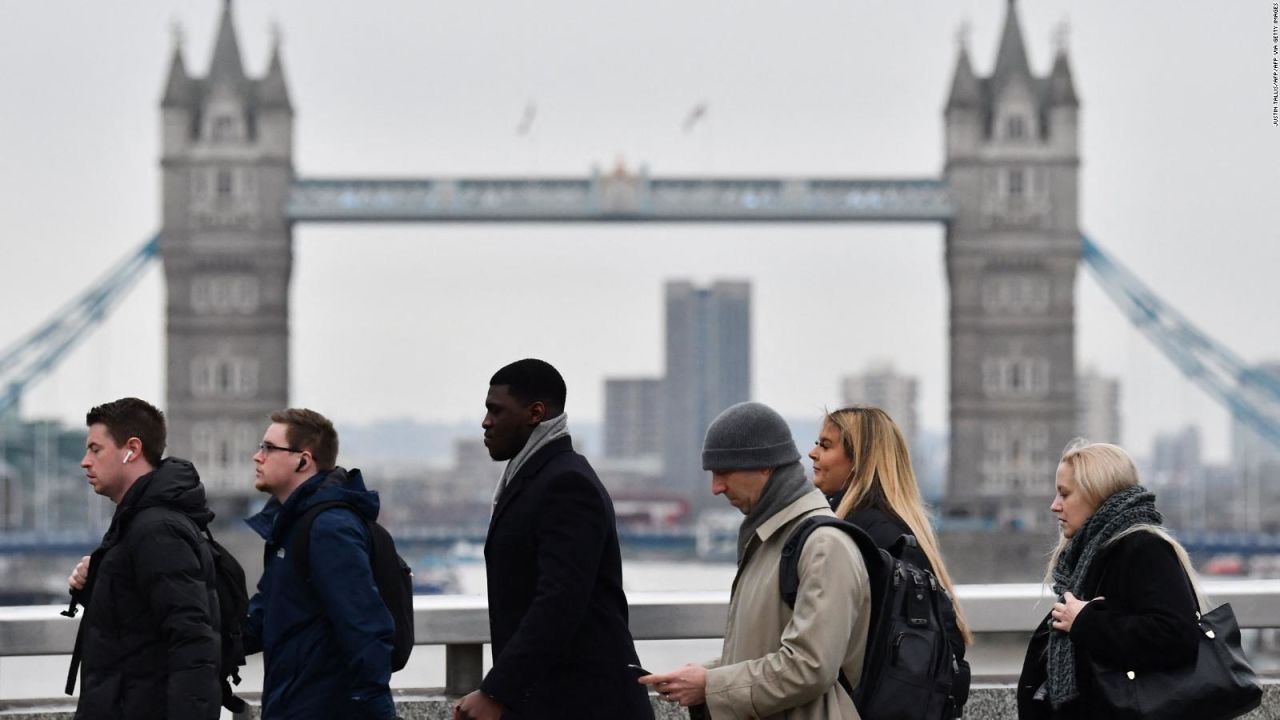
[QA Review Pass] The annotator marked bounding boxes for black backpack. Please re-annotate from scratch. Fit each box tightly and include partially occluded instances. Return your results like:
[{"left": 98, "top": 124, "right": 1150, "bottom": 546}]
[
  {"left": 204, "top": 528, "right": 250, "bottom": 714},
  {"left": 290, "top": 501, "right": 415, "bottom": 671},
  {"left": 779, "top": 516, "right": 970, "bottom": 719},
  {"left": 64, "top": 521, "right": 250, "bottom": 714}
]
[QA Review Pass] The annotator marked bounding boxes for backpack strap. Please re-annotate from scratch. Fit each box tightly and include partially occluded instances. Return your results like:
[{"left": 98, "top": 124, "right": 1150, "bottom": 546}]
[
  {"left": 290, "top": 501, "right": 367, "bottom": 581},
  {"left": 778, "top": 515, "right": 876, "bottom": 700},
  {"left": 63, "top": 615, "right": 86, "bottom": 696},
  {"left": 888, "top": 533, "right": 929, "bottom": 569},
  {"left": 779, "top": 516, "right": 829, "bottom": 609},
  {"left": 63, "top": 540, "right": 111, "bottom": 696}
]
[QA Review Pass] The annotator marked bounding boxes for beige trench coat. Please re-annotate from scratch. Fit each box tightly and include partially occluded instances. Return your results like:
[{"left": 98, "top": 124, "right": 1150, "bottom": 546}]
[{"left": 704, "top": 489, "right": 871, "bottom": 720}]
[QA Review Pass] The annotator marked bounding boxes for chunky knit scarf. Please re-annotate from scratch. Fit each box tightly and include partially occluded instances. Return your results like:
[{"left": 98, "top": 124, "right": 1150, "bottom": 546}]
[{"left": 1046, "top": 485, "right": 1163, "bottom": 708}]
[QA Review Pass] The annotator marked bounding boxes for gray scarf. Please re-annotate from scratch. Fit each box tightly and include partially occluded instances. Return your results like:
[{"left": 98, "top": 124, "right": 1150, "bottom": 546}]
[
  {"left": 737, "top": 460, "right": 811, "bottom": 562},
  {"left": 492, "top": 413, "right": 570, "bottom": 506},
  {"left": 1046, "top": 485, "right": 1162, "bottom": 708}
]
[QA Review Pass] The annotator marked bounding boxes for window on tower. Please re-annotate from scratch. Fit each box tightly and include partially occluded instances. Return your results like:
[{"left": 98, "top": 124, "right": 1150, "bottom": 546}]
[
  {"left": 212, "top": 115, "right": 235, "bottom": 141},
  {"left": 216, "top": 169, "right": 234, "bottom": 198},
  {"left": 981, "top": 273, "right": 1051, "bottom": 314},
  {"left": 191, "top": 275, "right": 260, "bottom": 314},
  {"left": 981, "top": 421, "right": 1051, "bottom": 494},
  {"left": 1006, "top": 115, "right": 1026, "bottom": 140},
  {"left": 1007, "top": 168, "right": 1025, "bottom": 198},
  {"left": 191, "top": 355, "right": 259, "bottom": 398},
  {"left": 981, "top": 355, "right": 1050, "bottom": 398}
]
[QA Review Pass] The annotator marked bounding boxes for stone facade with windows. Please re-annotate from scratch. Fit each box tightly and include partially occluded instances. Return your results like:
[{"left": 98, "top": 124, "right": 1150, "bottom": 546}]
[
  {"left": 160, "top": 3, "right": 293, "bottom": 501},
  {"left": 943, "top": 1, "right": 1079, "bottom": 530}
]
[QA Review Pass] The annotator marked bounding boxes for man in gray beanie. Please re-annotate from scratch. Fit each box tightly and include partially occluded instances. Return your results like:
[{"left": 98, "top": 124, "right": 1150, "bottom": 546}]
[{"left": 640, "top": 402, "right": 872, "bottom": 719}]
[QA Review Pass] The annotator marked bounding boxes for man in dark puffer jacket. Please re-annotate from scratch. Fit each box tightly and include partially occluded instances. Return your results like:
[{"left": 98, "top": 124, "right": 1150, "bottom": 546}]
[{"left": 67, "top": 397, "right": 221, "bottom": 720}]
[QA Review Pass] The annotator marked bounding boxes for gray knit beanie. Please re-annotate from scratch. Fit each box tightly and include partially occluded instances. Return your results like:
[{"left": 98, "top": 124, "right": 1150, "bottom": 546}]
[{"left": 701, "top": 401, "right": 800, "bottom": 471}]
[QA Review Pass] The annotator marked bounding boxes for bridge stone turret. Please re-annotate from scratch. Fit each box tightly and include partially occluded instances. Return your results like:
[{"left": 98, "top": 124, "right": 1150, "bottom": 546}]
[
  {"left": 160, "top": 0, "right": 293, "bottom": 504},
  {"left": 943, "top": 0, "right": 1081, "bottom": 530}
]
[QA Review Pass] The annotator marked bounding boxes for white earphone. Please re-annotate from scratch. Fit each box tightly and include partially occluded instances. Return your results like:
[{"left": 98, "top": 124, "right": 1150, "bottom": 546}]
[{"left": 122, "top": 450, "right": 134, "bottom": 464}]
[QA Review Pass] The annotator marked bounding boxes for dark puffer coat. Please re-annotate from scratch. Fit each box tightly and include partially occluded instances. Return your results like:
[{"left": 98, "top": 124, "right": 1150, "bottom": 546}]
[
  {"left": 72, "top": 458, "right": 222, "bottom": 720},
  {"left": 243, "top": 467, "right": 395, "bottom": 720}
]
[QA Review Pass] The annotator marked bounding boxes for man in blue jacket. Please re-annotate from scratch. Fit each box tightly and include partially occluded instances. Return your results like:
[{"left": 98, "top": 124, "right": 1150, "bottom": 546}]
[{"left": 244, "top": 408, "right": 395, "bottom": 720}]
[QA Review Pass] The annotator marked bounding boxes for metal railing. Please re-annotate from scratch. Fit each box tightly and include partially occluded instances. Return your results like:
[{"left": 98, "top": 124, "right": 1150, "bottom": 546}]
[{"left": 3, "top": 580, "right": 1279, "bottom": 696}]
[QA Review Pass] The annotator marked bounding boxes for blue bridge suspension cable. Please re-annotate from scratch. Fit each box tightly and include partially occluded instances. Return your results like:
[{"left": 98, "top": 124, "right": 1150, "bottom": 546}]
[
  {"left": 0, "top": 235, "right": 160, "bottom": 416},
  {"left": 1080, "top": 233, "right": 1280, "bottom": 453}
]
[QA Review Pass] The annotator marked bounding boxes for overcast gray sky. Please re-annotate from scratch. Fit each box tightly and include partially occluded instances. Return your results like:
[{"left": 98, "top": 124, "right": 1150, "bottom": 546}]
[{"left": 1, "top": 1, "right": 1276, "bottom": 462}]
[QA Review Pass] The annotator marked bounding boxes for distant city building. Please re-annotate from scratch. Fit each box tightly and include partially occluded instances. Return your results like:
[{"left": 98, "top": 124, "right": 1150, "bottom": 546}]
[
  {"left": 663, "top": 280, "right": 751, "bottom": 508},
  {"left": 1150, "top": 425, "right": 1204, "bottom": 530},
  {"left": 1200, "top": 463, "right": 1246, "bottom": 532},
  {"left": 1232, "top": 362, "right": 1280, "bottom": 532},
  {"left": 914, "top": 430, "right": 950, "bottom": 504},
  {"left": 0, "top": 456, "right": 17, "bottom": 531},
  {"left": 377, "top": 437, "right": 498, "bottom": 530},
  {"left": 1151, "top": 425, "right": 1202, "bottom": 485},
  {"left": 1077, "top": 369, "right": 1121, "bottom": 444},
  {"left": 0, "top": 419, "right": 112, "bottom": 534},
  {"left": 603, "top": 378, "right": 662, "bottom": 460},
  {"left": 841, "top": 363, "right": 920, "bottom": 454}
]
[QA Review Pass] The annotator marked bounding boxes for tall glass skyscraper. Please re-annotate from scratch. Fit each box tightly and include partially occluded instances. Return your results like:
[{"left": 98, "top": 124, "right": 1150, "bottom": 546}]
[{"left": 662, "top": 280, "right": 752, "bottom": 511}]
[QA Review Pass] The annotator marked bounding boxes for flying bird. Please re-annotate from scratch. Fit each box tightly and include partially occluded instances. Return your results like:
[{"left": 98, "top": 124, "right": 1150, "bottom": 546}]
[
  {"left": 682, "top": 102, "right": 707, "bottom": 133},
  {"left": 516, "top": 102, "right": 537, "bottom": 136}
]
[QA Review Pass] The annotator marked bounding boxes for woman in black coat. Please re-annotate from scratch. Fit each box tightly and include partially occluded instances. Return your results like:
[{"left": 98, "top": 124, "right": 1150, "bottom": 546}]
[
  {"left": 808, "top": 406, "right": 972, "bottom": 650},
  {"left": 1017, "top": 440, "right": 1202, "bottom": 719},
  {"left": 810, "top": 406, "right": 971, "bottom": 717}
]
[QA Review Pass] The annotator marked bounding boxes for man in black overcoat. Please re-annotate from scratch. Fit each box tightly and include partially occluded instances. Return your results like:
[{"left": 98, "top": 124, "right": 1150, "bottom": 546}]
[{"left": 454, "top": 359, "right": 653, "bottom": 720}]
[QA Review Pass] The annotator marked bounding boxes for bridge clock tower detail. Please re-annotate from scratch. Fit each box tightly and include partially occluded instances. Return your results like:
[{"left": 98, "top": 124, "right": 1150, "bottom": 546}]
[
  {"left": 943, "top": 0, "right": 1080, "bottom": 530},
  {"left": 159, "top": 1, "right": 293, "bottom": 499}
]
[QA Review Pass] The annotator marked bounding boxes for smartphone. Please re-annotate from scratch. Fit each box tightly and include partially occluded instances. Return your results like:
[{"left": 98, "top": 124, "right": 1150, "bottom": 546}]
[{"left": 626, "top": 663, "right": 652, "bottom": 676}]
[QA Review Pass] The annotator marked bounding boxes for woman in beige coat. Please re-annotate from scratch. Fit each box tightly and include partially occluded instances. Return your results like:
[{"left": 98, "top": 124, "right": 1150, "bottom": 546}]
[{"left": 641, "top": 402, "right": 871, "bottom": 719}]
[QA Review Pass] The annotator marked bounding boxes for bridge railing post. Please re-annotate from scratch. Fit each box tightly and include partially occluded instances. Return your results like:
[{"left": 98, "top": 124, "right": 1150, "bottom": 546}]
[{"left": 445, "top": 642, "right": 484, "bottom": 696}]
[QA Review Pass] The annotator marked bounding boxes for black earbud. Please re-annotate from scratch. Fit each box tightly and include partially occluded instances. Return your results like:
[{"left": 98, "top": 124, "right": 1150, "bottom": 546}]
[{"left": 296, "top": 457, "right": 306, "bottom": 472}]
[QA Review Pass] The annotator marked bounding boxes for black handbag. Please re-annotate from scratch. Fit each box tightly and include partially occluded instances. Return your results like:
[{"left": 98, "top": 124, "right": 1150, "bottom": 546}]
[{"left": 1089, "top": 602, "right": 1262, "bottom": 720}]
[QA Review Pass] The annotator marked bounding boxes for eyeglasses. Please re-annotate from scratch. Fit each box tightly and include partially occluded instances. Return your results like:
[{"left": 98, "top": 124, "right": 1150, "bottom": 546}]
[{"left": 257, "top": 441, "right": 303, "bottom": 455}]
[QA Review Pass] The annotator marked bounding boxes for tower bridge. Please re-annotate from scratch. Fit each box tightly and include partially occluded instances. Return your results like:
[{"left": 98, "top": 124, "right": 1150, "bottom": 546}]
[
  {"left": 4, "top": 1, "right": 1277, "bottom": 532},
  {"left": 155, "top": 0, "right": 1079, "bottom": 529}
]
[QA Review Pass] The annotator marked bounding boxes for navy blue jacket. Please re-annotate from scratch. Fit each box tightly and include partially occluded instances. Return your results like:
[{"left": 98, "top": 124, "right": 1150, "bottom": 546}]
[
  {"left": 244, "top": 468, "right": 395, "bottom": 720},
  {"left": 481, "top": 435, "right": 652, "bottom": 719}
]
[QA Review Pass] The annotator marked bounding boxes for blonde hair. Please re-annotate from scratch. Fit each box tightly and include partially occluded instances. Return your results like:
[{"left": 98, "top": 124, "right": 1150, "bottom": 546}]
[
  {"left": 826, "top": 406, "right": 971, "bottom": 645},
  {"left": 1044, "top": 439, "right": 1206, "bottom": 606}
]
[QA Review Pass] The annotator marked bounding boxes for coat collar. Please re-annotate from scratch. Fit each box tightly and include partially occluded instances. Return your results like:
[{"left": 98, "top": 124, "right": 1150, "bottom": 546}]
[
  {"left": 754, "top": 488, "right": 831, "bottom": 543},
  {"left": 244, "top": 468, "right": 356, "bottom": 543},
  {"left": 488, "top": 435, "right": 575, "bottom": 529},
  {"left": 509, "top": 435, "right": 574, "bottom": 486}
]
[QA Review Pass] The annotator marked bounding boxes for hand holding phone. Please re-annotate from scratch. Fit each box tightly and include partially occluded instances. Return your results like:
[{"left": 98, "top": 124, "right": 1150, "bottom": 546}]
[{"left": 634, "top": 663, "right": 707, "bottom": 706}]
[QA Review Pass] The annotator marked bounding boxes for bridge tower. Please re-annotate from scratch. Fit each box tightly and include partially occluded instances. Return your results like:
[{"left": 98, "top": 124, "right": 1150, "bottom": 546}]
[
  {"left": 943, "top": 0, "right": 1080, "bottom": 530},
  {"left": 159, "top": 0, "right": 293, "bottom": 503}
]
